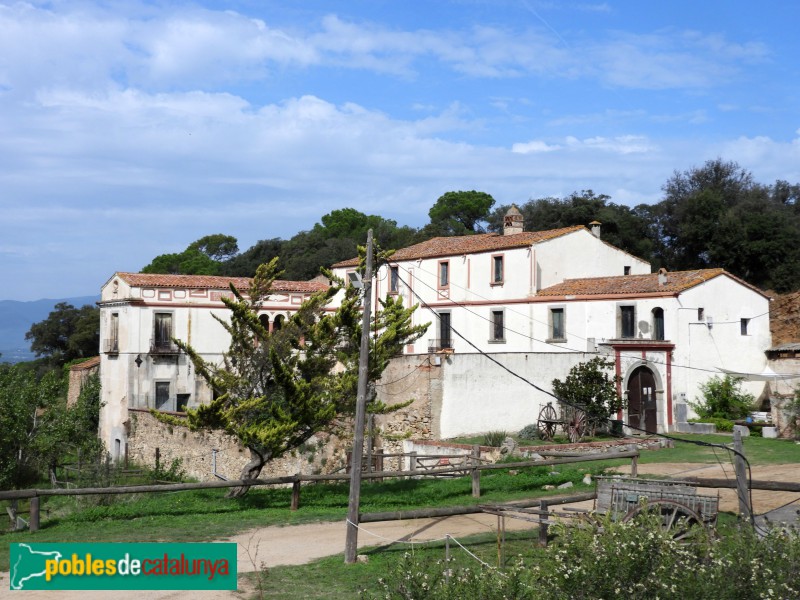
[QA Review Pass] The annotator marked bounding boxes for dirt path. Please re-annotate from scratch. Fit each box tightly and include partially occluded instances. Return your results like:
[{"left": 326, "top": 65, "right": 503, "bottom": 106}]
[{"left": 3, "top": 461, "right": 799, "bottom": 599}]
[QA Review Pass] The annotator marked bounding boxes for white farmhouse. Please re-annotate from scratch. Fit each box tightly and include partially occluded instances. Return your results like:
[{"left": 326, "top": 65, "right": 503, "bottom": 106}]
[
  {"left": 97, "top": 208, "right": 773, "bottom": 464},
  {"left": 97, "top": 272, "right": 328, "bottom": 459},
  {"left": 331, "top": 209, "right": 772, "bottom": 436}
]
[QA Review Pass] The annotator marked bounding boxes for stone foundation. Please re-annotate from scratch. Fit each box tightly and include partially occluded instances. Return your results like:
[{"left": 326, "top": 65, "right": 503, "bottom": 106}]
[{"left": 126, "top": 409, "right": 350, "bottom": 482}]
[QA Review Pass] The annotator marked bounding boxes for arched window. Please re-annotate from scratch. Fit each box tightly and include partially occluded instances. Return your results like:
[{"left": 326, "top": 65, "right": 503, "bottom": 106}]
[
  {"left": 273, "top": 314, "right": 284, "bottom": 331},
  {"left": 652, "top": 307, "right": 665, "bottom": 341},
  {"left": 258, "top": 314, "right": 269, "bottom": 331}
]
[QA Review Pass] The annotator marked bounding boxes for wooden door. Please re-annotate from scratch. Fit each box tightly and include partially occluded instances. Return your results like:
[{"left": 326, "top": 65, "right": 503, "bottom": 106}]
[{"left": 627, "top": 367, "right": 657, "bottom": 433}]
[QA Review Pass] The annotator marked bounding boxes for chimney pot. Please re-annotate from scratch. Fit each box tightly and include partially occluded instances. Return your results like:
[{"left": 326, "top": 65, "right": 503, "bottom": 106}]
[
  {"left": 589, "top": 220, "right": 601, "bottom": 239},
  {"left": 503, "top": 204, "right": 524, "bottom": 236}
]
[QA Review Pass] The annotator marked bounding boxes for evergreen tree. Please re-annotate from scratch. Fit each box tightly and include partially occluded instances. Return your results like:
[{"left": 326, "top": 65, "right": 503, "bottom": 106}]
[{"left": 161, "top": 257, "right": 427, "bottom": 497}]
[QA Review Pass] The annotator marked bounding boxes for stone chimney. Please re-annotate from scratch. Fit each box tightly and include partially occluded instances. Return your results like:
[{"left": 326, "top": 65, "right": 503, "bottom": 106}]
[
  {"left": 589, "top": 220, "right": 601, "bottom": 239},
  {"left": 658, "top": 267, "right": 668, "bottom": 286},
  {"left": 503, "top": 204, "right": 524, "bottom": 236}
]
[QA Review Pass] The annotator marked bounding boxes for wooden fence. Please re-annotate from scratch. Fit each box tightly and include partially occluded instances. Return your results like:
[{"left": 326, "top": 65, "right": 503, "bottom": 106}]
[{"left": 1, "top": 447, "right": 641, "bottom": 532}]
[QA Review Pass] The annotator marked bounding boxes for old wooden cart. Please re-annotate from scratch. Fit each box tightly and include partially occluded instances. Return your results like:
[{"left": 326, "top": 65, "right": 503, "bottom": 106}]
[
  {"left": 594, "top": 476, "right": 719, "bottom": 538},
  {"left": 485, "top": 476, "right": 719, "bottom": 549},
  {"left": 536, "top": 400, "right": 587, "bottom": 443}
]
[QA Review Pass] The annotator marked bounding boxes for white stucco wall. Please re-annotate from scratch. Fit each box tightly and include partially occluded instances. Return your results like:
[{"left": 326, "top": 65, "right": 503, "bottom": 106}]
[
  {"left": 533, "top": 229, "right": 650, "bottom": 290},
  {"left": 672, "top": 276, "right": 770, "bottom": 407},
  {"left": 436, "top": 351, "right": 593, "bottom": 438},
  {"left": 98, "top": 273, "right": 319, "bottom": 457},
  {"left": 344, "top": 229, "right": 652, "bottom": 357}
]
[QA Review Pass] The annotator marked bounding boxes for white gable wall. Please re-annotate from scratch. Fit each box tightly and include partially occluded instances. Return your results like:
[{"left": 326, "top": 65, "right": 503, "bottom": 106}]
[
  {"left": 673, "top": 276, "right": 770, "bottom": 406},
  {"left": 353, "top": 229, "right": 653, "bottom": 356},
  {"left": 98, "top": 275, "right": 315, "bottom": 455},
  {"left": 533, "top": 230, "right": 650, "bottom": 290}
]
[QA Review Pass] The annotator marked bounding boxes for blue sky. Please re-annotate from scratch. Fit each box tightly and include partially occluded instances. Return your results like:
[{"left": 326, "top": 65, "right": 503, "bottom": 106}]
[{"left": 1, "top": 0, "right": 798, "bottom": 301}]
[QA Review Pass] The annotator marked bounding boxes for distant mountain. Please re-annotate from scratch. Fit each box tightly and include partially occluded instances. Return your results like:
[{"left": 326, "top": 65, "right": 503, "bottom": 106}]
[{"left": 0, "top": 296, "right": 98, "bottom": 363}]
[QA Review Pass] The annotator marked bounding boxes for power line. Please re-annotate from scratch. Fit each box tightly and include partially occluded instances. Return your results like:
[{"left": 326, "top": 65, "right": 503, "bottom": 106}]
[
  {"left": 396, "top": 262, "right": 776, "bottom": 378},
  {"left": 392, "top": 269, "right": 755, "bottom": 524}
]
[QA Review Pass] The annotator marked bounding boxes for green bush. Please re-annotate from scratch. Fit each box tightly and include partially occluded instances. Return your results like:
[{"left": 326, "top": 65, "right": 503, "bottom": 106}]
[
  {"left": 690, "top": 375, "right": 755, "bottom": 421},
  {"left": 481, "top": 431, "right": 507, "bottom": 447},
  {"left": 518, "top": 424, "right": 539, "bottom": 441},
  {"left": 365, "top": 517, "right": 800, "bottom": 599},
  {"left": 689, "top": 416, "right": 735, "bottom": 432}
]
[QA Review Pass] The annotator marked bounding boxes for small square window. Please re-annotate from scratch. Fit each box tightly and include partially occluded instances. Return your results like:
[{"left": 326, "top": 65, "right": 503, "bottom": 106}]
[
  {"left": 390, "top": 266, "right": 399, "bottom": 293},
  {"left": 550, "top": 307, "right": 565, "bottom": 340},
  {"left": 698, "top": 308, "right": 705, "bottom": 321},
  {"left": 155, "top": 381, "right": 171, "bottom": 410},
  {"left": 439, "top": 261, "right": 449, "bottom": 287},
  {"left": 620, "top": 306, "right": 635, "bottom": 338},
  {"left": 624, "top": 266, "right": 631, "bottom": 275},
  {"left": 153, "top": 313, "right": 173, "bottom": 351},
  {"left": 492, "top": 255, "right": 504, "bottom": 284},
  {"left": 741, "top": 318, "right": 750, "bottom": 335},
  {"left": 491, "top": 310, "right": 505, "bottom": 341}
]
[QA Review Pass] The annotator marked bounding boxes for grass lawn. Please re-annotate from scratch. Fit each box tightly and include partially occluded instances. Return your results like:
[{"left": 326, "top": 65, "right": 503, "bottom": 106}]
[
  {"left": 3, "top": 434, "right": 798, "bottom": 578},
  {"left": 637, "top": 433, "right": 800, "bottom": 465},
  {"left": 247, "top": 528, "right": 542, "bottom": 599},
  {"left": 0, "top": 463, "right": 600, "bottom": 571}
]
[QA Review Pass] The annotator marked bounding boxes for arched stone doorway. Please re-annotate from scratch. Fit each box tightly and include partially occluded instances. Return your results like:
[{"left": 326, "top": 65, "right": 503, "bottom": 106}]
[{"left": 627, "top": 366, "right": 658, "bottom": 433}]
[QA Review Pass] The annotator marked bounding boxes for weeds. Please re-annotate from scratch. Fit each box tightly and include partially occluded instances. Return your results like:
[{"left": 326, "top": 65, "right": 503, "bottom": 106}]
[{"left": 482, "top": 431, "right": 508, "bottom": 447}]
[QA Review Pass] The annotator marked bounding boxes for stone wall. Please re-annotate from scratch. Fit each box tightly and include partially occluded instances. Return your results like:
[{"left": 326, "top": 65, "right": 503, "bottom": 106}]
[
  {"left": 67, "top": 356, "right": 100, "bottom": 407},
  {"left": 402, "top": 437, "right": 667, "bottom": 469},
  {"left": 373, "top": 354, "right": 440, "bottom": 470},
  {"left": 126, "top": 409, "right": 350, "bottom": 482}
]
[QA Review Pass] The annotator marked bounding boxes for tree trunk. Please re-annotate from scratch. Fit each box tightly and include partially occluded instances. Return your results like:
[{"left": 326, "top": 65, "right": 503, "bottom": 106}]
[{"left": 225, "top": 448, "right": 267, "bottom": 498}]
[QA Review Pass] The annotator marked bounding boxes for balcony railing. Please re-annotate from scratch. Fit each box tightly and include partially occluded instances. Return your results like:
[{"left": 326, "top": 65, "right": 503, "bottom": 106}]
[
  {"left": 149, "top": 338, "right": 180, "bottom": 355},
  {"left": 428, "top": 338, "right": 454, "bottom": 353},
  {"left": 103, "top": 339, "right": 119, "bottom": 354}
]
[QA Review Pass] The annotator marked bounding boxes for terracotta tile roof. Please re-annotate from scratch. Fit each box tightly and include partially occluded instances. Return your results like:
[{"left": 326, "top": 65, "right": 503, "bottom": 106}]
[
  {"left": 115, "top": 272, "right": 329, "bottom": 293},
  {"left": 332, "top": 226, "right": 585, "bottom": 267},
  {"left": 70, "top": 356, "right": 100, "bottom": 371},
  {"left": 536, "top": 268, "right": 767, "bottom": 298}
]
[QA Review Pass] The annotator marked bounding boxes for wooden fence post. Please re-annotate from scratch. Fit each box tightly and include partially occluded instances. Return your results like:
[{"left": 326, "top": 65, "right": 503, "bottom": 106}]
[
  {"left": 366, "top": 414, "right": 374, "bottom": 475},
  {"left": 155, "top": 447, "right": 160, "bottom": 474},
  {"left": 409, "top": 451, "right": 417, "bottom": 474},
  {"left": 629, "top": 444, "right": 638, "bottom": 477},
  {"left": 733, "top": 429, "right": 752, "bottom": 520},
  {"left": 445, "top": 534, "right": 451, "bottom": 583},
  {"left": 291, "top": 477, "right": 301, "bottom": 511},
  {"left": 538, "top": 499, "right": 549, "bottom": 547},
  {"left": 375, "top": 449, "right": 384, "bottom": 482},
  {"left": 471, "top": 445, "right": 481, "bottom": 498},
  {"left": 29, "top": 496, "right": 40, "bottom": 532},
  {"left": 497, "top": 513, "right": 505, "bottom": 568}
]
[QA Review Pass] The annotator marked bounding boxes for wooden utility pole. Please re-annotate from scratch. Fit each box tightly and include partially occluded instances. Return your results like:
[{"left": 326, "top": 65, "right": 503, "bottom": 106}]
[{"left": 345, "top": 229, "right": 374, "bottom": 564}]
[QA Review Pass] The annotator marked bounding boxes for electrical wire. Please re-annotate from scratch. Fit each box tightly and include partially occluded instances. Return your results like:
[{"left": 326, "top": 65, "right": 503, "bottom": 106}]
[
  {"left": 393, "top": 269, "right": 757, "bottom": 526},
  {"left": 397, "top": 262, "right": 778, "bottom": 378}
]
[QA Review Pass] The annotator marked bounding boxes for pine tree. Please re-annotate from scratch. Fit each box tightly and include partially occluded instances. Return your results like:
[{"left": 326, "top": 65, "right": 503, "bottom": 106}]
[{"left": 162, "top": 257, "right": 427, "bottom": 497}]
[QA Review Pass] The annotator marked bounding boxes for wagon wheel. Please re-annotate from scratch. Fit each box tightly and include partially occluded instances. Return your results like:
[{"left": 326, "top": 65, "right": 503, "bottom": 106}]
[
  {"left": 537, "top": 403, "right": 558, "bottom": 441},
  {"left": 622, "top": 499, "right": 706, "bottom": 542},
  {"left": 567, "top": 409, "right": 587, "bottom": 443}
]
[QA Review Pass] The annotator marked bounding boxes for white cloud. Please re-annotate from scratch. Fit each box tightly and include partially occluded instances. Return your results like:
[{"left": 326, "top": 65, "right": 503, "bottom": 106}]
[
  {"left": 1, "top": 3, "right": 766, "bottom": 96},
  {"left": 563, "top": 135, "right": 655, "bottom": 154},
  {"left": 590, "top": 30, "right": 768, "bottom": 90},
  {"left": 0, "top": 1, "right": 794, "bottom": 300},
  {"left": 512, "top": 140, "right": 561, "bottom": 153}
]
